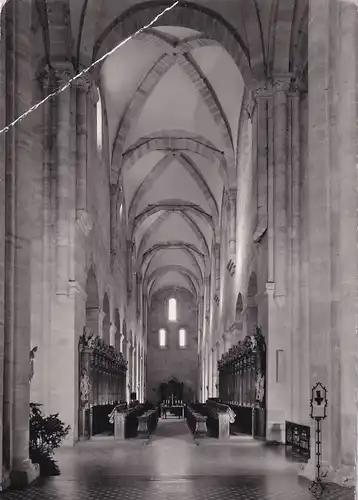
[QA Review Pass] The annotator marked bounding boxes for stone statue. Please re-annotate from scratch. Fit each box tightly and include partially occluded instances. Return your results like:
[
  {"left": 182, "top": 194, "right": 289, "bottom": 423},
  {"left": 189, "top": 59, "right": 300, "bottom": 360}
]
[
  {"left": 29, "top": 346, "right": 38, "bottom": 383},
  {"left": 255, "top": 372, "right": 265, "bottom": 403},
  {"left": 80, "top": 368, "right": 91, "bottom": 408}
]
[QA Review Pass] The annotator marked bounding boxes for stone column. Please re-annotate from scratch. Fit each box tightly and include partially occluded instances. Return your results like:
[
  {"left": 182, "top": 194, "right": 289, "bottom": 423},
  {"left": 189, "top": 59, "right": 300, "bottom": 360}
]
[
  {"left": 228, "top": 188, "right": 237, "bottom": 256},
  {"left": 109, "top": 323, "right": 116, "bottom": 347},
  {"left": 0, "top": 8, "right": 6, "bottom": 487},
  {"left": 336, "top": 0, "right": 356, "bottom": 481},
  {"left": 131, "top": 343, "right": 135, "bottom": 394},
  {"left": 54, "top": 65, "right": 73, "bottom": 296},
  {"left": 303, "top": 0, "right": 332, "bottom": 474},
  {"left": 75, "top": 74, "right": 92, "bottom": 237},
  {"left": 98, "top": 310, "right": 105, "bottom": 339},
  {"left": 263, "top": 77, "right": 292, "bottom": 442},
  {"left": 119, "top": 333, "right": 124, "bottom": 353},
  {"left": 136, "top": 340, "right": 140, "bottom": 398},
  {"left": 253, "top": 90, "right": 268, "bottom": 241},
  {"left": 300, "top": 0, "right": 339, "bottom": 477},
  {"left": 204, "top": 342, "right": 209, "bottom": 401},
  {"left": 214, "top": 243, "right": 220, "bottom": 296},
  {"left": 75, "top": 75, "right": 89, "bottom": 214},
  {"left": 3, "top": 0, "right": 40, "bottom": 485},
  {"left": 288, "top": 88, "right": 301, "bottom": 423},
  {"left": 126, "top": 340, "right": 131, "bottom": 402}
]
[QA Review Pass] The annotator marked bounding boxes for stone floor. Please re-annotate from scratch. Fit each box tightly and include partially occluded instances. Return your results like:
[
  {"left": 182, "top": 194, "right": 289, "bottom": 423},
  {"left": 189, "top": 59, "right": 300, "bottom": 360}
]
[{"left": 1, "top": 418, "right": 355, "bottom": 499}]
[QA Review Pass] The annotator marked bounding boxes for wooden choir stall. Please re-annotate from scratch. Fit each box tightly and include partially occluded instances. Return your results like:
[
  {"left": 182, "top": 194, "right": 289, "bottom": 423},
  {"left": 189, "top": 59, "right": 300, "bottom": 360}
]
[
  {"left": 218, "top": 327, "right": 266, "bottom": 438},
  {"left": 79, "top": 328, "right": 127, "bottom": 438}
]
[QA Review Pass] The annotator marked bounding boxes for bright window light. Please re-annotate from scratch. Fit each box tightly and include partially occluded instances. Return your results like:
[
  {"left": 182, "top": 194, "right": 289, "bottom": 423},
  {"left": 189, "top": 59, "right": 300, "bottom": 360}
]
[
  {"left": 168, "top": 298, "right": 177, "bottom": 321},
  {"left": 96, "top": 93, "right": 102, "bottom": 151},
  {"left": 159, "top": 329, "right": 166, "bottom": 347},
  {"left": 179, "top": 328, "right": 186, "bottom": 348}
]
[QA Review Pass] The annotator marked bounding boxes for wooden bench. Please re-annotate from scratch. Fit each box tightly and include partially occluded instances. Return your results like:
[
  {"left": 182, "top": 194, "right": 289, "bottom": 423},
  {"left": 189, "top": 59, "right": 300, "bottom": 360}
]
[
  {"left": 185, "top": 406, "right": 208, "bottom": 438},
  {"left": 137, "top": 409, "right": 159, "bottom": 438},
  {"left": 192, "top": 402, "right": 230, "bottom": 440}
]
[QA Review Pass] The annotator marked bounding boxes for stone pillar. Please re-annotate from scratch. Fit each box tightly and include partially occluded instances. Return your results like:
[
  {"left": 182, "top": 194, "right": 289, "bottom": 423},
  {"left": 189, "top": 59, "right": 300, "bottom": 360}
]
[
  {"left": 119, "top": 333, "right": 124, "bottom": 353},
  {"left": 204, "top": 342, "right": 209, "bottom": 400},
  {"left": 228, "top": 188, "right": 237, "bottom": 256},
  {"left": 109, "top": 323, "right": 116, "bottom": 347},
  {"left": 288, "top": 88, "right": 301, "bottom": 423},
  {"left": 264, "top": 77, "right": 292, "bottom": 441},
  {"left": 54, "top": 65, "right": 73, "bottom": 296},
  {"left": 132, "top": 343, "right": 135, "bottom": 396},
  {"left": 98, "top": 310, "right": 105, "bottom": 339},
  {"left": 126, "top": 340, "right": 131, "bottom": 402},
  {"left": 136, "top": 340, "right": 140, "bottom": 398},
  {"left": 336, "top": 0, "right": 356, "bottom": 480},
  {"left": 75, "top": 75, "right": 91, "bottom": 221},
  {"left": 2, "top": 0, "right": 40, "bottom": 486},
  {"left": 303, "top": 0, "right": 332, "bottom": 473},
  {"left": 300, "top": 0, "right": 357, "bottom": 486},
  {"left": 214, "top": 243, "right": 220, "bottom": 295},
  {"left": 0, "top": 8, "right": 6, "bottom": 487},
  {"left": 253, "top": 90, "right": 268, "bottom": 241}
]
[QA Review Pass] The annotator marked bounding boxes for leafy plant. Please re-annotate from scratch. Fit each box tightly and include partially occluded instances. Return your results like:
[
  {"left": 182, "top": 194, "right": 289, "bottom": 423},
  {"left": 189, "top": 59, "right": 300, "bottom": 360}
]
[{"left": 29, "top": 403, "right": 70, "bottom": 476}]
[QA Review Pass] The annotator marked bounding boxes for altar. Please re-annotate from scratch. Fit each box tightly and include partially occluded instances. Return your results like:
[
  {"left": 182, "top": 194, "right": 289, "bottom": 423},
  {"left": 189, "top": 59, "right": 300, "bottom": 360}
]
[
  {"left": 161, "top": 405, "right": 184, "bottom": 419},
  {"left": 161, "top": 394, "right": 185, "bottom": 419}
]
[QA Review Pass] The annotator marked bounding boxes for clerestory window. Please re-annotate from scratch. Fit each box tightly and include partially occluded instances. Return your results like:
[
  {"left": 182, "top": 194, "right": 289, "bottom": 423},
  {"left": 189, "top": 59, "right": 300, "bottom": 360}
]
[
  {"left": 159, "top": 328, "right": 166, "bottom": 347},
  {"left": 168, "top": 298, "right": 177, "bottom": 322},
  {"left": 179, "top": 328, "right": 186, "bottom": 348}
]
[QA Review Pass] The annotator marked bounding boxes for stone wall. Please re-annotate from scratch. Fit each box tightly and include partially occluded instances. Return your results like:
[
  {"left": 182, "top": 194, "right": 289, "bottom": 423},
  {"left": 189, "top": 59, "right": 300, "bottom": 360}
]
[{"left": 146, "top": 288, "right": 198, "bottom": 403}]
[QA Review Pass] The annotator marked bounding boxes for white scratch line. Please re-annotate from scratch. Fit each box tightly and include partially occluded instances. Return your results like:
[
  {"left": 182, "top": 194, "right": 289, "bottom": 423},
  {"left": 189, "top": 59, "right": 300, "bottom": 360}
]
[{"left": 0, "top": 1, "right": 179, "bottom": 136}]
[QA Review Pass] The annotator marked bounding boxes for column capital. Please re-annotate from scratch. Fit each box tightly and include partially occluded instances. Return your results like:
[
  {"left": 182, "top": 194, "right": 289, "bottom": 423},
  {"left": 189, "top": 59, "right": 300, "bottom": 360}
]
[
  {"left": 252, "top": 74, "right": 300, "bottom": 99},
  {"left": 52, "top": 63, "right": 75, "bottom": 86},
  {"left": 72, "top": 73, "right": 93, "bottom": 93},
  {"left": 36, "top": 65, "right": 57, "bottom": 90},
  {"left": 37, "top": 63, "right": 75, "bottom": 90}
]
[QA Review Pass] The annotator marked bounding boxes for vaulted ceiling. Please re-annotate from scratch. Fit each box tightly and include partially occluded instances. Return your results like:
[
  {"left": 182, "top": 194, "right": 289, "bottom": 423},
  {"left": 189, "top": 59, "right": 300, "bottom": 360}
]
[
  {"left": 56, "top": 0, "right": 307, "bottom": 303},
  {"left": 99, "top": 25, "right": 245, "bottom": 301}
]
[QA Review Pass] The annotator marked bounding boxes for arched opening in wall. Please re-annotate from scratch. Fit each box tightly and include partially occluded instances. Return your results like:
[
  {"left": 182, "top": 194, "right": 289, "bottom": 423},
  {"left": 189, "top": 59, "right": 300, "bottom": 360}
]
[
  {"left": 85, "top": 267, "right": 99, "bottom": 336},
  {"left": 114, "top": 308, "right": 121, "bottom": 351},
  {"left": 102, "top": 293, "right": 110, "bottom": 344},
  {"left": 247, "top": 272, "right": 258, "bottom": 336}
]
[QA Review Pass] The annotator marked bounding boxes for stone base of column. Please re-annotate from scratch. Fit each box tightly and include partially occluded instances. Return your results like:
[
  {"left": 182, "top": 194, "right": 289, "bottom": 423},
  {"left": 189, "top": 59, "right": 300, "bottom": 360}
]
[
  {"left": 10, "top": 459, "right": 40, "bottom": 488},
  {"left": 298, "top": 460, "right": 355, "bottom": 488}
]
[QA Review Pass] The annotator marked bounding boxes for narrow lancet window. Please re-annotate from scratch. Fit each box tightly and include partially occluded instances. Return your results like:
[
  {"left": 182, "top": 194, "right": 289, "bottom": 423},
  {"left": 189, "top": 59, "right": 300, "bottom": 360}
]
[{"left": 168, "top": 298, "right": 177, "bottom": 321}]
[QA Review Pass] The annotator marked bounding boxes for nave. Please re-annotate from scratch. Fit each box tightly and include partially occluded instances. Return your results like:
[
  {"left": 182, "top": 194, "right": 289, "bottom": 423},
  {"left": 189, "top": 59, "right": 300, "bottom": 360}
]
[{"left": 1, "top": 418, "right": 354, "bottom": 500}]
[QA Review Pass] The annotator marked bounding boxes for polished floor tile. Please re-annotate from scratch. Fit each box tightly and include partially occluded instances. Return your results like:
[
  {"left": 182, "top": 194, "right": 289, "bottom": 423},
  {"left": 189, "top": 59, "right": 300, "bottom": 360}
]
[{"left": 1, "top": 419, "right": 354, "bottom": 500}]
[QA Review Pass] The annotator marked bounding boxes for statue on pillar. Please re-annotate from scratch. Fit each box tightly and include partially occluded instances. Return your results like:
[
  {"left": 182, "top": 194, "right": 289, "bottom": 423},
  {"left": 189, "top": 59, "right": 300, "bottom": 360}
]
[
  {"left": 80, "top": 368, "right": 91, "bottom": 409},
  {"left": 255, "top": 371, "right": 265, "bottom": 404},
  {"left": 29, "top": 346, "right": 38, "bottom": 383}
]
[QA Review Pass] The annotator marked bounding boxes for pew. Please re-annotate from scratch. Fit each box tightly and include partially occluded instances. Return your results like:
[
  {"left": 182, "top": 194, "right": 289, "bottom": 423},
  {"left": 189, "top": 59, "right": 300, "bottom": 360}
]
[
  {"left": 137, "top": 409, "right": 159, "bottom": 439},
  {"left": 185, "top": 406, "right": 208, "bottom": 438},
  {"left": 191, "top": 402, "right": 230, "bottom": 440}
]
